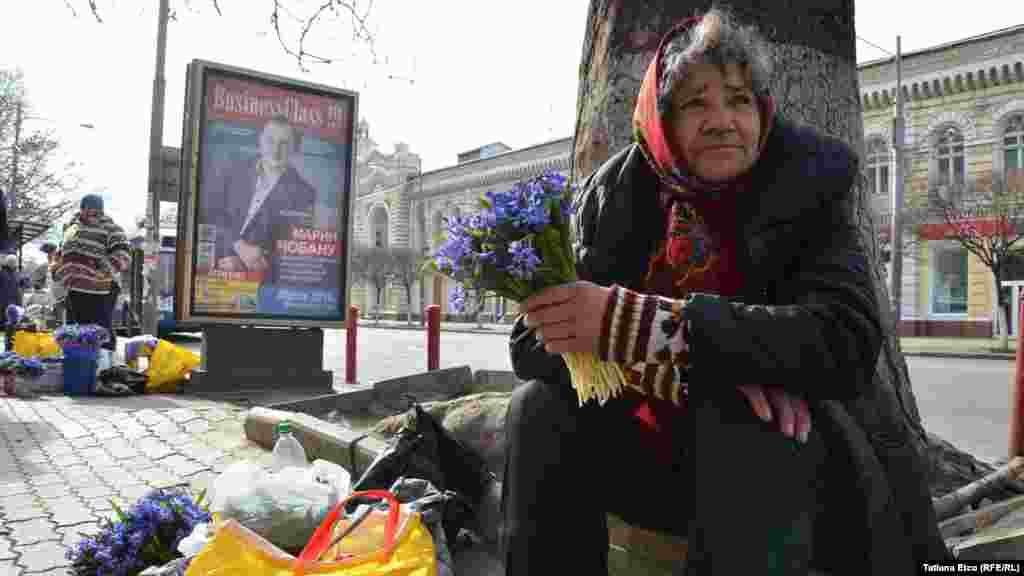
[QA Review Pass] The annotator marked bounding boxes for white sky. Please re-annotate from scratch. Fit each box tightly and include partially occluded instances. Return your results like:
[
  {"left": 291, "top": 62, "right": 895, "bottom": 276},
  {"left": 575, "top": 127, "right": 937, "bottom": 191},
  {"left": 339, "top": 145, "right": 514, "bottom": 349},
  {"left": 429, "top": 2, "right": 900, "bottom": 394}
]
[{"left": 0, "top": 0, "right": 1017, "bottom": 237}]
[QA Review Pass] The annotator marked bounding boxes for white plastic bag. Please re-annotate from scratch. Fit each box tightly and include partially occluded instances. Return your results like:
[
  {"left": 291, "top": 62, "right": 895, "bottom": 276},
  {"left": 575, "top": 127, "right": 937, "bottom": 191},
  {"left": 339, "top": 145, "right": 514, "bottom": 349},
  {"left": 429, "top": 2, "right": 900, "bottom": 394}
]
[
  {"left": 207, "top": 459, "right": 352, "bottom": 553},
  {"left": 177, "top": 522, "right": 211, "bottom": 557}
]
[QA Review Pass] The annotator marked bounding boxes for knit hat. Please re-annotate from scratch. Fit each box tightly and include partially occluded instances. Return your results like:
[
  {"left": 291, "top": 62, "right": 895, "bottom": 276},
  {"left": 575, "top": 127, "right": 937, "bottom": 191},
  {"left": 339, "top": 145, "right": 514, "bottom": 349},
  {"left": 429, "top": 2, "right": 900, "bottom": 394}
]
[{"left": 80, "top": 194, "right": 104, "bottom": 211}]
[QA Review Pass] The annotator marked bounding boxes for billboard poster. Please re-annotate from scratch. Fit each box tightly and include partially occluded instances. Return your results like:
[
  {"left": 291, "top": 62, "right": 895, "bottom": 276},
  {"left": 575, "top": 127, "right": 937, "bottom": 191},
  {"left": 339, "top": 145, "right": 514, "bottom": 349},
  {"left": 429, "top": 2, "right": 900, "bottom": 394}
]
[{"left": 178, "top": 60, "right": 356, "bottom": 327}]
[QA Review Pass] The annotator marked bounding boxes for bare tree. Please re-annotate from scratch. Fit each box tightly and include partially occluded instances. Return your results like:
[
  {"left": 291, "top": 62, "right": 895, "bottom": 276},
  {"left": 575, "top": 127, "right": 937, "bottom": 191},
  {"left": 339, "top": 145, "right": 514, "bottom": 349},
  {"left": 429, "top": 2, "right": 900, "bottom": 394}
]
[
  {"left": 0, "top": 70, "right": 79, "bottom": 227},
  {"left": 351, "top": 243, "right": 392, "bottom": 325},
  {"left": 68, "top": 0, "right": 377, "bottom": 72},
  {"left": 902, "top": 174, "right": 1024, "bottom": 351},
  {"left": 390, "top": 245, "right": 429, "bottom": 326}
]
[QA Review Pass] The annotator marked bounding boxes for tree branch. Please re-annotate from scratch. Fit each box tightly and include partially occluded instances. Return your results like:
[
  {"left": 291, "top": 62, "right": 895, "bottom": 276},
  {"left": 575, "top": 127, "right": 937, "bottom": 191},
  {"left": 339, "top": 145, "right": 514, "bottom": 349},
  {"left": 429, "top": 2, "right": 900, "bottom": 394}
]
[
  {"left": 87, "top": 0, "right": 103, "bottom": 23},
  {"left": 271, "top": 0, "right": 377, "bottom": 71}
]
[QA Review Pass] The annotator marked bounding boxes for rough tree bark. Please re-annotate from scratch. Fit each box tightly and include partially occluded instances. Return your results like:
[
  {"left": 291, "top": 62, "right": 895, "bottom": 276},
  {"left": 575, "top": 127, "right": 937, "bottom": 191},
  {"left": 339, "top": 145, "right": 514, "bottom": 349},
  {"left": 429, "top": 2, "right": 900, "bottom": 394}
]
[{"left": 571, "top": 0, "right": 1003, "bottom": 498}]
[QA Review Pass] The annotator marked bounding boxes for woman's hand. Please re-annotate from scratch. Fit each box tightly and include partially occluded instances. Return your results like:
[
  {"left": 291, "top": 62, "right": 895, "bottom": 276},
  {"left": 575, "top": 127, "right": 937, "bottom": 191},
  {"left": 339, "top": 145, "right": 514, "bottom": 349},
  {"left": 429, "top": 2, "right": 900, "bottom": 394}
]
[
  {"left": 522, "top": 281, "right": 612, "bottom": 355},
  {"left": 524, "top": 282, "right": 812, "bottom": 443},
  {"left": 738, "top": 384, "right": 811, "bottom": 443}
]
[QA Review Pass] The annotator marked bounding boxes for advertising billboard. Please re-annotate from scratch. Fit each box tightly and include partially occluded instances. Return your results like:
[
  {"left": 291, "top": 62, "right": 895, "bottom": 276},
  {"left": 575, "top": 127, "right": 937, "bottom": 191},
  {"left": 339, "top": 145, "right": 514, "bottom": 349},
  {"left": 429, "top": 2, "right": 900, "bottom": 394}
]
[{"left": 176, "top": 60, "right": 357, "bottom": 327}]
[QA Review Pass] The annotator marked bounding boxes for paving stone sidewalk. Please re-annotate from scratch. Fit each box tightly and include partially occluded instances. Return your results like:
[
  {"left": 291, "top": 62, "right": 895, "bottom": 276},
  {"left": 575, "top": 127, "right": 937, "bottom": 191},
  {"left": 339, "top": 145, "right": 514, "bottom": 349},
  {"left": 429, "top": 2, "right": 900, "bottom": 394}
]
[{"left": 0, "top": 394, "right": 271, "bottom": 575}]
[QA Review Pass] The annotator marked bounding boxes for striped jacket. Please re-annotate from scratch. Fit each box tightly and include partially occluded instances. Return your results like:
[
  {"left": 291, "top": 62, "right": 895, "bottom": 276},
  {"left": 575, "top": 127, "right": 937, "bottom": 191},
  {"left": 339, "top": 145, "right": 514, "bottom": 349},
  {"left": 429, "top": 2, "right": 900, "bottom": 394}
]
[{"left": 55, "top": 213, "right": 131, "bottom": 295}]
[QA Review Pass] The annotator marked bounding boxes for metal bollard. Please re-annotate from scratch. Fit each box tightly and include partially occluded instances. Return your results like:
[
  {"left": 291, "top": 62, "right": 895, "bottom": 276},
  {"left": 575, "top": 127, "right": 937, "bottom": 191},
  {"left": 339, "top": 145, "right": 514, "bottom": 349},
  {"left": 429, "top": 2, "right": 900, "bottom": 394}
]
[
  {"left": 427, "top": 304, "right": 440, "bottom": 371},
  {"left": 1012, "top": 297, "right": 1024, "bottom": 457},
  {"left": 346, "top": 305, "right": 359, "bottom": 385}
]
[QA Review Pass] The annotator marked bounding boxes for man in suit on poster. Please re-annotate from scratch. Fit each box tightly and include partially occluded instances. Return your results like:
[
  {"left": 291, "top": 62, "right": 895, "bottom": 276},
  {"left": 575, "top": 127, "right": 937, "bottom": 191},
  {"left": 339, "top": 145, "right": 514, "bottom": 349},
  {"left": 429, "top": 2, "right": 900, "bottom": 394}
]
[{"left": 209, "top": 114, "right": 317, "bottom": 275}]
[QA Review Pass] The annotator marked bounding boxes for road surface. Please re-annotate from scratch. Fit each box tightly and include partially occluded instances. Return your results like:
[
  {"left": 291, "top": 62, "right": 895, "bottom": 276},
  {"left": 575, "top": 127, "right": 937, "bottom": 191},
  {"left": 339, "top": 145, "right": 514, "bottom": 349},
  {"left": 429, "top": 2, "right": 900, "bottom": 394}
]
[{"left": 178, "top": 329, "right": 1013, "bottom": 463}]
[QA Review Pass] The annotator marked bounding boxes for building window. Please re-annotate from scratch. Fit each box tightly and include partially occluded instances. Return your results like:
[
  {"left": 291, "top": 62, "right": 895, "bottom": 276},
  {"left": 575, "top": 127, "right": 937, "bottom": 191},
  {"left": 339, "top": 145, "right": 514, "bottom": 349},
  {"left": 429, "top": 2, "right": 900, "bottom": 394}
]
[
  {"left": 374, "top": 230, "right": 384, "bottom": 248},
  {"left": 935, "top": 127, "right": 965, "bottom": 188},
  {"left": 930, "top": 243, "right": 968, "bottom": 315},
  {"left": 1006, "top": 114, "right": 1024, "bottom": 193},
  {"left": 866, "top": 138, "right": 890, "bottom": 196}
]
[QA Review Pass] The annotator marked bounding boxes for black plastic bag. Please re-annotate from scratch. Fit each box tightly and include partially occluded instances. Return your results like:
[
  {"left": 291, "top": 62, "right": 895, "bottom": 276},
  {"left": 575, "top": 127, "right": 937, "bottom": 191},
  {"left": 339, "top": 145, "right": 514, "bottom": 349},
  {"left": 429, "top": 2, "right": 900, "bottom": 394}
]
[
  {"left": 349, "top": 403, "right": 496, "bottom": 543},
  {"left": 97, "top": 365, "right": 147, "bottom": 395}
]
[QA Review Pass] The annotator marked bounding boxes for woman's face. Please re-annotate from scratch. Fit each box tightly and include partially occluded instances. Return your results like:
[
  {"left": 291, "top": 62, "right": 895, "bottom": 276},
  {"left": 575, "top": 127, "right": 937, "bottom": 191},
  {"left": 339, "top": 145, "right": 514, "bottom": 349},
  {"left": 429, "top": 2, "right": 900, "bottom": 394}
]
[{"left": 669, "top": 62, "right": 761, "bottom": 183}]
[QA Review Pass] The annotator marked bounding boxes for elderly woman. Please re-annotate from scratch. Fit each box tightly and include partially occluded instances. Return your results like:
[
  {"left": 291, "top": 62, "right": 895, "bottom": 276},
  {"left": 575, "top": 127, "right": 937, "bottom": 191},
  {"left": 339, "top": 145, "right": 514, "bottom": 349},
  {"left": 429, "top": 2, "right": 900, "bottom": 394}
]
[{"left": 502, "top": 8, "right": 950, "bottom": 575}]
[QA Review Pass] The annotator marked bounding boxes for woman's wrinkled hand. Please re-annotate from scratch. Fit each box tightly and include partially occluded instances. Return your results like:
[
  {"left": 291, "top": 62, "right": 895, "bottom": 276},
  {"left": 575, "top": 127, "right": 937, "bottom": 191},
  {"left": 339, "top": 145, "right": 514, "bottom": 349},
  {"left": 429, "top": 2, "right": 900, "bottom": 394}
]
[
  {"left": 737, "top": 384, "right": 811, "bottom": 443},
  {"left": 523, "top": 281, "right": 612, "bottom": 355}
]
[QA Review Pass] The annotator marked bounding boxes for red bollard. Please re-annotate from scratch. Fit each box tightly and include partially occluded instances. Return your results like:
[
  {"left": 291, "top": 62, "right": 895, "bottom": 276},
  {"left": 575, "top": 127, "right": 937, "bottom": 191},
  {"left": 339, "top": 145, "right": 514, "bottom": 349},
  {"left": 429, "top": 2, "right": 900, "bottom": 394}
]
[
  {"left": 346, "top": 305, "right": 359, "bottom": 385},
  {"left": 1012, "top": 297, "right": 1024, "bottom": 457},
  {"left": 427, "top": 304, "right": 440, "bottom": 371}
]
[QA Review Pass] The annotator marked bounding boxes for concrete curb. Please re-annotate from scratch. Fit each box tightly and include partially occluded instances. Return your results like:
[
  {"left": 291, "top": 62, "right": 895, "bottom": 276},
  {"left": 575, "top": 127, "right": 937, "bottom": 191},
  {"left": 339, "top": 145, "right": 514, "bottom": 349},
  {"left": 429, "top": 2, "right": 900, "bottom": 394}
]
[
  {"left": 903, "top": 351, "right": 1015, "bottom": 361},
  {"left": 356, "top": 321, "right": 513, "bottom": 335}
]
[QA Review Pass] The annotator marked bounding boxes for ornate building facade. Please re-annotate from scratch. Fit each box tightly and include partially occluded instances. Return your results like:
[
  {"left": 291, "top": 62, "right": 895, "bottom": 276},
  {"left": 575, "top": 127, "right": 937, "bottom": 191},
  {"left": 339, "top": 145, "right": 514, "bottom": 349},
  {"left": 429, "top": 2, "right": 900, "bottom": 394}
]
[
  {"left": 351, "top": 120, "right": 571, "bottom": 320},
  {"left": 862, "top": 24, "right": 1024, "bottom": 337}
]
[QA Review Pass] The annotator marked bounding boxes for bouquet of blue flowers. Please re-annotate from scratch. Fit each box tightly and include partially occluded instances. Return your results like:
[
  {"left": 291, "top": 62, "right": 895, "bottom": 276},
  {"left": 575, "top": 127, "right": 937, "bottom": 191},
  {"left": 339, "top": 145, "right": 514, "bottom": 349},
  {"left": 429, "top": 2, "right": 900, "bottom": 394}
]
[
  {"left": 429, "top": 171, "right": 626, "bottom": 405},
  {"left": 55, "top": 324, "right": 111, "bottom": 351},
  {"left": 67, "top": 487, "right": 212, "bottom": 576}
]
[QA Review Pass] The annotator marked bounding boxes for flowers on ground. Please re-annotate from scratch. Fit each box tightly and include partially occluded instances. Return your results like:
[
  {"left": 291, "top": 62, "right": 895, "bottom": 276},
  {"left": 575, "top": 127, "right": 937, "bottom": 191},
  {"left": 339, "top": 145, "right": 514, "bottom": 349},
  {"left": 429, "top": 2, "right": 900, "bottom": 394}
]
[
  {"left": 430, "top": 171, "right": 626, "bottom": 405},
  {"left": 67, "top": 487, "right": 211, "bottom": 576},
  {"left": 0, "top": 352, "right": 46, "bottom": 379}
]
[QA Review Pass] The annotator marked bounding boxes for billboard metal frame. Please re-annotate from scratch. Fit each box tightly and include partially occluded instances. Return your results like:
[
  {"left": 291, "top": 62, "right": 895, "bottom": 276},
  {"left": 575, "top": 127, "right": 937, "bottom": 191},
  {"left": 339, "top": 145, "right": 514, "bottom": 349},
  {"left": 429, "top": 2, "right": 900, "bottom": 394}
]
[{"left": 176, "top": 59, "right": 358, "bottom": 329}]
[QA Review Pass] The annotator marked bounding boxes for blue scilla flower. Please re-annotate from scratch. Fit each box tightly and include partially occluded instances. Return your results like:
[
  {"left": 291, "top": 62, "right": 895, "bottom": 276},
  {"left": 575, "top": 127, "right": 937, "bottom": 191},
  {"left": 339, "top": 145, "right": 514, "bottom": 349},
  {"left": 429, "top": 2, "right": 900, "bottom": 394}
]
[
  {"left": 435, "top": 217, "right": 477, "bottom": 275},
  {"left": 508, "top": 240, "right": 541, "bottom": 280},
  {"left": 449, "top": 284, "right": 468, "bottom": 313}
]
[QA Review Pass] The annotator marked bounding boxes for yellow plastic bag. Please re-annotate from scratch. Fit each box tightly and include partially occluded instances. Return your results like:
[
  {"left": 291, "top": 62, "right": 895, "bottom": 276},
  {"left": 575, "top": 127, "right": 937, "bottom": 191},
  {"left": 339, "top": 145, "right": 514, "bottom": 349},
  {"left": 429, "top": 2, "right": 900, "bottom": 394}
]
[
  {"left": 12, "top": 331, "right": 62, "bottom": 359},
  {"left": 145, "top": 339, "right": 201, "bottom": 393},
  {"left": 186, "top": 490, "right": 437, "bottom": 576}
]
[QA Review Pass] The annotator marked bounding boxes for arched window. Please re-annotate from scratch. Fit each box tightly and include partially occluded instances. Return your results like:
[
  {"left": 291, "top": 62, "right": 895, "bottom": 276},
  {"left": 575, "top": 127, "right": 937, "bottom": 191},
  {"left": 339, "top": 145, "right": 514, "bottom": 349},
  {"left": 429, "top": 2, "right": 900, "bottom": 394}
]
[
  {"left": 1005, "top": 114, "right": 1024, "bottom": 193},
  {"left": 866, "top": 138, "right": 890, "bottom": 196},
  {"left": 935, "top": 127, "right": 965, "bottom": 188},
  {"left": 371, "top": 206, "right": 388, "bottom": 248}
]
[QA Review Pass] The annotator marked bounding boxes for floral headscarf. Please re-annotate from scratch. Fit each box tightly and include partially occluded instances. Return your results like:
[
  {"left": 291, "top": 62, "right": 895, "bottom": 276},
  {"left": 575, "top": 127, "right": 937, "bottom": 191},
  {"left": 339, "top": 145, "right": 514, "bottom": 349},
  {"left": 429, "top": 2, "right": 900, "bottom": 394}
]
[
  {"left": 632, "top": 16, "right": 775, "bottom": 200},
  {"left": 630, "top": 16, "right": 776, "bottom": 293}
]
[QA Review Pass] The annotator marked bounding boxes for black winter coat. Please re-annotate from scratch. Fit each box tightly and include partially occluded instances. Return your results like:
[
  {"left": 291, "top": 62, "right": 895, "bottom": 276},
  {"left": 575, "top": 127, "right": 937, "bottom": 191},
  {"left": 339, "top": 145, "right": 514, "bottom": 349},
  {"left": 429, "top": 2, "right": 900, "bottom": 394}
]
[{"left": 510, "top": 117, "right": 952, "bottom": 573}]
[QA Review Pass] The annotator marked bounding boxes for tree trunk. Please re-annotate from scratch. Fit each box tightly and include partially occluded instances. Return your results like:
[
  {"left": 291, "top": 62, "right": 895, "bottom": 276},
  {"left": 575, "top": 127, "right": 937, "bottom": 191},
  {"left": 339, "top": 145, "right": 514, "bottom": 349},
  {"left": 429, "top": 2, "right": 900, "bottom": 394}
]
[
  {"left": 406, "top": 284, "right": 415, "bottom": 326},
  {"left": 572, "top": 0, "right": 999, "bottom": 497},
  {"left": 996, "top": 273, "right": 1011, "bottom": 351}
]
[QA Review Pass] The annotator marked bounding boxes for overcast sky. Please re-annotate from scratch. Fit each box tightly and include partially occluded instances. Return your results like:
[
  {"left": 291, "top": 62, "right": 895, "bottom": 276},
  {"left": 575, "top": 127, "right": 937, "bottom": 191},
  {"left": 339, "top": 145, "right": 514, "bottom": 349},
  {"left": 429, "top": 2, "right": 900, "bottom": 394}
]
[{"left": 0, "top": 0, "right": 1017, "bottom": 237}]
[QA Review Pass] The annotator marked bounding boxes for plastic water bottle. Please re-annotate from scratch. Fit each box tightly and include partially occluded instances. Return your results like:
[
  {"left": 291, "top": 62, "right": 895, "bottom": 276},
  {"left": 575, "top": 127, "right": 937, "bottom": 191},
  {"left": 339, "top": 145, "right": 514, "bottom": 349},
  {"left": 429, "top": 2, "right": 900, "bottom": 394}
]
[{"left": 270, "top": 420, "right": 308, "bottom": 472}]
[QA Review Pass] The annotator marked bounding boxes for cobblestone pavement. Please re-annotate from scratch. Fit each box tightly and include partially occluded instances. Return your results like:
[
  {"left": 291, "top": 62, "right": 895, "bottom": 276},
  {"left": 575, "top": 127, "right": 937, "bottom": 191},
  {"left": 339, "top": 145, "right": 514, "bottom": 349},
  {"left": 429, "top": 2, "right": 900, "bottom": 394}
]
[{"left": 0, "top": 394, "right": 273, "bottom": 575}]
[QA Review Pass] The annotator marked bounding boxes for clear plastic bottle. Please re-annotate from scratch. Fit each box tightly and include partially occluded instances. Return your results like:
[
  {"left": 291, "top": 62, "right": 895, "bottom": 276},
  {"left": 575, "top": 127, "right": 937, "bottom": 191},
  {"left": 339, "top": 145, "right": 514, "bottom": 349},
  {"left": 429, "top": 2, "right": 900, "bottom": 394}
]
[{"left": 270, "top": 420, "right": 308, "bottom": 472}]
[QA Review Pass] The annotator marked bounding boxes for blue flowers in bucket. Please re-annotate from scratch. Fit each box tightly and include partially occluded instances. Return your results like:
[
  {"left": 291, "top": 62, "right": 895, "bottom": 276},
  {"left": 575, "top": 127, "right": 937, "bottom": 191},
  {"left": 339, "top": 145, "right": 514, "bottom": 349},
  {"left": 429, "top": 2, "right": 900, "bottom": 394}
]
[
  {"left": 6, "top": 304, "right": 24, "bottom": 326},
  {"left": 67, "top": 487, "right": 211, "bottom": 575},
  {"left": 55, "top": 324, "right": 111, "bottom": 351},
  {"left": 428, "top": 171, "right": 626, "bottom": 405}
]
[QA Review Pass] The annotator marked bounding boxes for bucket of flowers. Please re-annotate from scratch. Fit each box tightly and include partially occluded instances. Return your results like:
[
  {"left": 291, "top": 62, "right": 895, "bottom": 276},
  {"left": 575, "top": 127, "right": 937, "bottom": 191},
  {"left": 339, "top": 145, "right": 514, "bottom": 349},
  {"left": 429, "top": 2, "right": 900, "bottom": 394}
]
[
  {"left": 0, "top": 352, "right": 46, "bottom": 397},
  {"left": 428, "top": 171, "right": 626, "bottom": 406},
  {"left": 54, "top": 324, "right": 111, "bottom": 396},
  {"left": 67, "top": 487, "right": 212, "bottom": 576}
]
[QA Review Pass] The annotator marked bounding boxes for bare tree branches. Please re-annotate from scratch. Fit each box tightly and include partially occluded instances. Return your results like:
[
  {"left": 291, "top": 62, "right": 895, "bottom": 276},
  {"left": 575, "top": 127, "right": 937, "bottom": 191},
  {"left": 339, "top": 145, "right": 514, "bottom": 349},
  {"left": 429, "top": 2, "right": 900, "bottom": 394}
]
[
  {"left": 271, "top": 0, "right": 377, "bottom": 72},
  {"left": 87, "top": 0, "right": 103, "bottom": 23},
  {"left": 70, "top": 1, "right": 378, "bottom": 72},
  {"left": 0, "top": 70, "right": 81, "bottom": 229},
  {"left": 63, "top": 0, "right": 79, "bottom": 18}
]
